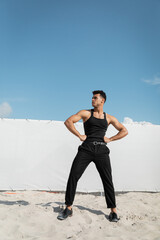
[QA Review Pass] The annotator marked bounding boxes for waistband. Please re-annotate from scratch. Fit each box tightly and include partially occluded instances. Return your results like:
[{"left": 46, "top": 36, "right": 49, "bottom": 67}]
[{"left": 84, "top": 141, "right": 107, "bottom": 145}]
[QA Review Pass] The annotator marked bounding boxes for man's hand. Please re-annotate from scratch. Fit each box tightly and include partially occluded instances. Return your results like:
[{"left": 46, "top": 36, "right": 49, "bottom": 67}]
[
  {"left": 79, "top": 135, "right": 87, "bottom": 141},
  {"left": 104, "top": 136, "right": 112, "bottom": 143}
]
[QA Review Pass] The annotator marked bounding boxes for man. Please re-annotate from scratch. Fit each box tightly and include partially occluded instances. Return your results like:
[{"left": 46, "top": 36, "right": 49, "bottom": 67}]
[{"left": 57, "top": 90, "right": 128, "bottom": 222}]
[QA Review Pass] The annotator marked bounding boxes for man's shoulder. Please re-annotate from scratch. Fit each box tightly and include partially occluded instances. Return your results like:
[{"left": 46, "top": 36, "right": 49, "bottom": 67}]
[
  {"left": 76, "top": 109, "right": 91, "bottom": 117},
  {"left": 106, "top": 114, "right": 119, "bottom": 125}
]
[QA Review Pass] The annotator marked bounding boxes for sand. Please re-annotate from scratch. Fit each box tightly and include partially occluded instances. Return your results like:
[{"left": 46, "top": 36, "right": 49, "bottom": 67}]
[{"left": 0, "top": 191, "right": 160, "bottom": 240}]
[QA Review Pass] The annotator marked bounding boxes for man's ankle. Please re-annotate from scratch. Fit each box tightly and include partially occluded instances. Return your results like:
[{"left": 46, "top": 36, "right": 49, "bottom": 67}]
[
  {"left": 111, "top": 208, "right": 117, "bottom": 213},
  {"left": 67, "top": 205, "right": 72, "bottom": 210}
]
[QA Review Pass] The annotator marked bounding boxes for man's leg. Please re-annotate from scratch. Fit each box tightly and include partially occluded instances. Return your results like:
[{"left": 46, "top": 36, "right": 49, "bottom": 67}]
[
  {"left": 94, "top": 146, "right": 117, "bottom": 212},
  {"left": 57, "top": 147, "right": 93, "bottom": 220},
  {"left": 94, "top": 151, "right": 119, "bottom": 222},
  {"left": 65, "top": 148, "right": 93, "bottom": 208}
]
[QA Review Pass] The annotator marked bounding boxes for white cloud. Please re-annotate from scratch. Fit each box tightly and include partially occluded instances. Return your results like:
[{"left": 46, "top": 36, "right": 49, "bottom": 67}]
[
  {"left": 142, "top": 75, "right": 160, "bottom": 85},
  {"left": 122, "top": 117, "right": 153, "bottom": 125},
  {"left": 0, "top": 102, "right": 12, "bottom": 118}
]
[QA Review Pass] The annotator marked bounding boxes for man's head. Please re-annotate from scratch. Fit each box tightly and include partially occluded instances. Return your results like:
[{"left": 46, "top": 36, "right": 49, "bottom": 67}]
[{"left": 92, "top": 90, "right": 107, "bottom": 107}]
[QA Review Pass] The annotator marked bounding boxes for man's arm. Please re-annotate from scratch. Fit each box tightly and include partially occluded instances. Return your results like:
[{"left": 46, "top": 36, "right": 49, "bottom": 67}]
[
  {"left": 64, "top": 110, "right": 87, "bottom": 141},
  {"left": 104, "top": 115, "right": 128, "bottom": 143}
]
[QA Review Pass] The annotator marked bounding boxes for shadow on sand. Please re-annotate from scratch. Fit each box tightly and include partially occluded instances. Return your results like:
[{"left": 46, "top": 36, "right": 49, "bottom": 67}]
[
  {"left": 0, "top": 200, "right": 29, "bottom": 206},
  {"left": 53, "top": 201, "right": 110, "bottom": 220}
]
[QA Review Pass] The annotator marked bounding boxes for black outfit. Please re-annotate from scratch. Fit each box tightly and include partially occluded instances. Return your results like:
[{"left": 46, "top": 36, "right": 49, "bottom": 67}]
[{"left": 65, "top": 109, "right": 116, "bottom": 208}]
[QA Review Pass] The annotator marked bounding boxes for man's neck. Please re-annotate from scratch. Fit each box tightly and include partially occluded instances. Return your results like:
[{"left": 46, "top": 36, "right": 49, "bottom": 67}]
[{"left": 93, "top": 106, "right": 104, "bottom": 114}]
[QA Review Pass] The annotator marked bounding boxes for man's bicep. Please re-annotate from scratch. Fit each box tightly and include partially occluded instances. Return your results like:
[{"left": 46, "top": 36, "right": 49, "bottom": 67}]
[
  {"left": 65, "top": 114, "right": 81, "bottom": 123},
  {"left": 65, "top": 111, "right": 84, "bottom": 123},
  {"left": 110, "top": 116, "right": 124, "bottom": 131}
]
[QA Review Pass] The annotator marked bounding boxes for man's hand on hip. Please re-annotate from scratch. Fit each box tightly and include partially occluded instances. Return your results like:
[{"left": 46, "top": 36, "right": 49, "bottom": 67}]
[
  {"left": 79, "top": 135, "right": 87, "bottom": 141},
  {"left": 104, "top": 136, "right": 112, "bottom": 143}
]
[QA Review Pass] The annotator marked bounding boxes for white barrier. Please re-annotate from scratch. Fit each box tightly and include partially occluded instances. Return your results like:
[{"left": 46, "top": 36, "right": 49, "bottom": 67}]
[{"left": 0, "top": 118, "right": 160, "bottom": 191}]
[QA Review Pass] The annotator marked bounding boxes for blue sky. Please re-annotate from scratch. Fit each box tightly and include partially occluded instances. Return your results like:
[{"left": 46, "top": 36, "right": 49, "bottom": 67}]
[{"left": 0, "top": 0, "right": 160, "bottom": 124}]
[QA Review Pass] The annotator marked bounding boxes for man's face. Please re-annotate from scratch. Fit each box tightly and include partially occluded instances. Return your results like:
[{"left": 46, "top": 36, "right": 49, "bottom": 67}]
[{"left": 92, "top": 94, "right": 104, "bottom": 107}]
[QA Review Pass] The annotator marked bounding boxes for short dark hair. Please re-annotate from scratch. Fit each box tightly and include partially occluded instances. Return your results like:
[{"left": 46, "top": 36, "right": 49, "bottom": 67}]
[{"left": 92, "top": 90, "right": 107, "bottom": 102}]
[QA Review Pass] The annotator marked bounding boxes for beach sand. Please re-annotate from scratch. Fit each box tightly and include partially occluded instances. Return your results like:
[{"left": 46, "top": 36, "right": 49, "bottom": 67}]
[{"left": 0, "top": 191, "right": 160, "bottom": 240}]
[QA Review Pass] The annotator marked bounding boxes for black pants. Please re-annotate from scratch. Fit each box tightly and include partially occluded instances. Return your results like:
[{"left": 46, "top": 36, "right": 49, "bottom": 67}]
[{"left": 65, "top": 141, "right": 116, "bottom": 208}]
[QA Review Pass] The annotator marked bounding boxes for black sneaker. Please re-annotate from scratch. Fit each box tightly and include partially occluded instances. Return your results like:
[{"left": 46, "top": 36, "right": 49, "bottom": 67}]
[
  {"left": 108, "top": 212, "right": 119, "bottom": 222},
  {"left": 57, "top": 207, "right": 73, "bottom": 220}
]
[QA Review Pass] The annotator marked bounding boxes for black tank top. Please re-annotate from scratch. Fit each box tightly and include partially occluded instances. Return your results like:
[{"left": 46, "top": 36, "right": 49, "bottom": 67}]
[{"left": 83, "top": 109, "right": 108, "bottom": 142}]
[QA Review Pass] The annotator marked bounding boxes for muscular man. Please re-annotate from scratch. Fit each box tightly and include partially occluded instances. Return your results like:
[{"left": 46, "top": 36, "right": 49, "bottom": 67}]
[{"left": 57, "top": 90, "right": 128, "bottom": 222}]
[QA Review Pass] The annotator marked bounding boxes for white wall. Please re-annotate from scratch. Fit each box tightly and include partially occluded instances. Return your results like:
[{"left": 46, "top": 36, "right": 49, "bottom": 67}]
[{"left": 0, "top": 118, "right": 160, "bottom": 191}]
